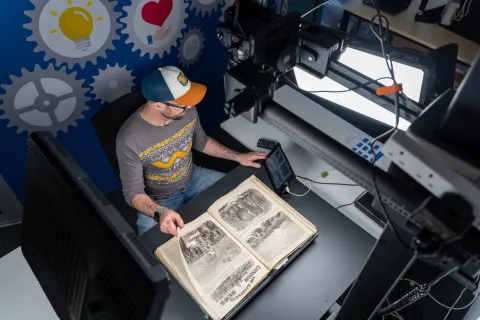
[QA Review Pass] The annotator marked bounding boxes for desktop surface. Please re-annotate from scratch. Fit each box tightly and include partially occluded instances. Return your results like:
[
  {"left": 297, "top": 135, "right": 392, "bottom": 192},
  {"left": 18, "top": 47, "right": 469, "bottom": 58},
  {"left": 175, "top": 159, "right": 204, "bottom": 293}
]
[
  {"left": 344, "top": 0, "right": 480, "bottom": 65},
  {"left": 141, "top": 165, "right": 375, "bottom": 319}
]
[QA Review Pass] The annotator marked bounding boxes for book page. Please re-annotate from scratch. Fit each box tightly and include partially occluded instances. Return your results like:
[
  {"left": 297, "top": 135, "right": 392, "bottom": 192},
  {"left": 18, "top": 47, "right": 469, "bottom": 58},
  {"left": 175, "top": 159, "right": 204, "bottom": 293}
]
[
  {"left": 155, "top": 235, "right": 218, "bottom": 320},
  {"left": 208, "top": 176, "right": 317, "bottom": 269},
  {"left": 178, "top": 213, "right": 268, "bottom": 320}
]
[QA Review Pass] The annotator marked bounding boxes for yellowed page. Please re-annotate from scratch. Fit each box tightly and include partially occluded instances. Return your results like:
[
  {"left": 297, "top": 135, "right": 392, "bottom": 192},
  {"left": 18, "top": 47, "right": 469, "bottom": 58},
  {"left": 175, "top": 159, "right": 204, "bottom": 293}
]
[
  {"left": 177, "top": 214, "right": 268, "bottom": 319},
  {"left": 155, "top": 235, "right": 219, "bottom": 320},
  {"left": 208, "top": 175, "right": 317, "bottom": 269}
]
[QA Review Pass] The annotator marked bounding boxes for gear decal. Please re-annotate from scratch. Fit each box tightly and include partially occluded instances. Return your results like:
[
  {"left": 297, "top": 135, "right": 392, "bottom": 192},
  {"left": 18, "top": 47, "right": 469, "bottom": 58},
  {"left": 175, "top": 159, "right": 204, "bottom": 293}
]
[
  {"left": 24, "top": 0, "right": 121, "bottom": 69},
  {"left": 0, "top": 65, "right": 89, "bottom": 135},
  {"left": 178, "top": 27, "right": 205, "bottom": 68},
  {"left": 121, "top": 0, "right": 188, "bottom": 59},
  {"left": 191, "top": 0, "right": 223, "bottom": 17},
  {"left": 91, "top": 63, "right": 135, "bottom": 104}
]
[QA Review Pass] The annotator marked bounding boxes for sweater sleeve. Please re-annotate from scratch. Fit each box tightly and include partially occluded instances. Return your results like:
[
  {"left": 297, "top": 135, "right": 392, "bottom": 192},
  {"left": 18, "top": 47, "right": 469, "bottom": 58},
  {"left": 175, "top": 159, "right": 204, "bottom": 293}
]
[
  {"left": 191, "top": 107, "right": 208, "bottom": 152},
  {"left": 116, "top": 139, "right": 145, "bottom": 206}
]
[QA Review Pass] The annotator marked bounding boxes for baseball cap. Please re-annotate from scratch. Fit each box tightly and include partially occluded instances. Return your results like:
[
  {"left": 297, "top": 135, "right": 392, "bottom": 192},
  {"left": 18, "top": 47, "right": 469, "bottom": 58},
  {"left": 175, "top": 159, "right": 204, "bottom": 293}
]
[{"left": 141, "top": 66, "right": 207, "bottom": 106}]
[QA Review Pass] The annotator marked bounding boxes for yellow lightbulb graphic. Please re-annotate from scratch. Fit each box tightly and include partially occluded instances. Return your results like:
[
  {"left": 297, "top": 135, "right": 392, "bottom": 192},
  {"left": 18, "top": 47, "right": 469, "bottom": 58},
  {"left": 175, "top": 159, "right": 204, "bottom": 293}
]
[{"left": 59, "top": 7, "right": 94, "bottom": 51}]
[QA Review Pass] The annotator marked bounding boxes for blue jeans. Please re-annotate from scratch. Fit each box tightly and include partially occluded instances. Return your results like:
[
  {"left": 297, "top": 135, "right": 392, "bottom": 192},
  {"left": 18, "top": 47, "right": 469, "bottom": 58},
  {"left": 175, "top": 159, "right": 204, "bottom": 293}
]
[{"left": 137, "top": 166, "right": 225, "bottom": 236}]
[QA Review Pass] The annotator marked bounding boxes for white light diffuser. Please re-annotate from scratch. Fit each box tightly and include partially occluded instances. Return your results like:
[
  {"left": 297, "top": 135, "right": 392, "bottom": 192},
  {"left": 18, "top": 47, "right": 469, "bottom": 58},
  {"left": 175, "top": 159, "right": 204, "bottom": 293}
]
[
  {"left": 338, "top": 47, "right": 424, "bottom": 102},
  {"left": 293, "top": 66, "right": 411, "bottom": 131}
]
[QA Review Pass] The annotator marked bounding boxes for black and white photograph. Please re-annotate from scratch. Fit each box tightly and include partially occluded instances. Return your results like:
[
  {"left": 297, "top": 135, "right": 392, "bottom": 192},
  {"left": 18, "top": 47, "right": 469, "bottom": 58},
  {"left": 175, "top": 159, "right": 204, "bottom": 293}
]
[
  {"left": 179, "top": 220, "right": 242, "bottom": 286},
  {"left": 244, "top": 211, "right": 306, "bottom": 262},
  {"left": 210, "top": 259, "right": 255, "bottom": 302},
  {"left": 218, "top": 189, "right": 272, "bottom": 231}
]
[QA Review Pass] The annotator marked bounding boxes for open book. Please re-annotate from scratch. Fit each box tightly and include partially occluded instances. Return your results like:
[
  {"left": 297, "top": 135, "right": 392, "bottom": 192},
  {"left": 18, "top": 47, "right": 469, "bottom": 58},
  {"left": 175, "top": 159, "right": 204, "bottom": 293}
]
[{"left": 155, "top": 175, "right": 318, "bottom": 320}]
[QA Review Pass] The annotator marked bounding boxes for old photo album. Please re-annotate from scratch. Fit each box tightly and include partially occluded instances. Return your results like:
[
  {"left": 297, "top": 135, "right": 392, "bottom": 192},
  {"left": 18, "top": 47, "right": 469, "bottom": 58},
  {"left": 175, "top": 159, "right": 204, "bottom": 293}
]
[{"left": 155, "top": 175, "right": 318, "bottom": 320}]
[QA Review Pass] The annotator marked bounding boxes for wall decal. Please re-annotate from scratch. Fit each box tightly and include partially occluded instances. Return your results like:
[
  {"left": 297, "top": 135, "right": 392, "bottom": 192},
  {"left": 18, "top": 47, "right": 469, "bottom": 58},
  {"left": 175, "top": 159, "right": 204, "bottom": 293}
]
[
  {"left": 0, "top": 64, "right": 89, "bottom": 135},
  {"left": 178, "top": 27, "right": 205, "bottom": 68},
  {"left": 24, "top": 0, "right": 121, "bottom": 69},
  {"left": 191, "top": 0, "right": 224, "bottom": 17},
  {"left": 91, "top": 63, "right": 135, "bottom": 104},
  {"left": 121, "top": 0, "right": 188, "bottom": 59}
]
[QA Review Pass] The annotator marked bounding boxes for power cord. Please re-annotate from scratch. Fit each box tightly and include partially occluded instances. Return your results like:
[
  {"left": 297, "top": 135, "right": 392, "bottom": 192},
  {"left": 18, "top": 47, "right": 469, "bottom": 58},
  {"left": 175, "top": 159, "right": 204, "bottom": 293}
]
[
  {"left": 285, "top": 180, "right": 312, "bottom": 197},
  {"left": 453, "top": 0, "right": 473, "bottom": 21},
  {"left": 379, "top": 267, "right": 460, "bottom": 316},
  {"left": 297, "top": 175, "right": 359, "bottom": 187},
  {"left": 301, "top": 0, "right": 333, "bottom": 18},
  {"left": 402, "top": 275, "right": 480, "bottom": 319},
  {"left": 282, "top": 75, "right": 395, "bottom": 95},
  {"left": 335, "top": 191, "right": 367, "bottom": 210},
  {"left": 362, "top": 0, "right": 419, "bottom": 253}
]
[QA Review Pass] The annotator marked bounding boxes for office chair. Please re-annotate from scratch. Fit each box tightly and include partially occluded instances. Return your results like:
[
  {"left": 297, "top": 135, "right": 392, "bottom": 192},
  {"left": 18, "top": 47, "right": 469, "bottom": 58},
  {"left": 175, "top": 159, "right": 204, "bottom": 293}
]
[
  {"left": 91, "top": 90, "right": 147, "bottom": 178},
  {"left": 91, "top": 91, "right": 146, "bottom": 230}
]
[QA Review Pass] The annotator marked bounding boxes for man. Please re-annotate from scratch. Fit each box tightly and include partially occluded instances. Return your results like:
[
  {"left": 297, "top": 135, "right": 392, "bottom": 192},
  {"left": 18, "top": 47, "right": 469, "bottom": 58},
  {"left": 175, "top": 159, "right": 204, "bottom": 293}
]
[{"left": 116, "top": 66, "right": 266, "bottom": 236}]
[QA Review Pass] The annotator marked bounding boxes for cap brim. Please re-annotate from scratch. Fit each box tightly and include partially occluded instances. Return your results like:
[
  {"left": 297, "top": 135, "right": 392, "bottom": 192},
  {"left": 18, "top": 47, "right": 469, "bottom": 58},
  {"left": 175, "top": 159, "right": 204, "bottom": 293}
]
[{"left": 171, "top": 82, "right": 207, "bottom": 106}]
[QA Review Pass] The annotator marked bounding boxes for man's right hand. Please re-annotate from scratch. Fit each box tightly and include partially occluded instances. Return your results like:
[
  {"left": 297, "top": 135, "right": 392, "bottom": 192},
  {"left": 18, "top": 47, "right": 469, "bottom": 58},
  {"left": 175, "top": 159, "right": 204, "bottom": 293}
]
[{"left": 159, "top": 209, "right": 185, "bottom": 236}]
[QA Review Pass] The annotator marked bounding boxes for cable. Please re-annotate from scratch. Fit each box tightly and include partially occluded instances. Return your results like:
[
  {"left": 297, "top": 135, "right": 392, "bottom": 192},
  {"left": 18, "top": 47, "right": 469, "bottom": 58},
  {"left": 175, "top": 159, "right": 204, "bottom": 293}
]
[
  {"left": 386, "top": 297, "right": 407, "bottom": 320},
  {"left": 429, "top": 280, "right": 480, "bottom": 312},
  {"left": 383, "top": 314, "right": 404, "bottom": 320},
  {"left": 296, "top": 175, "right": 359, "bottom": 187},
  {"left": 443, "top": 287, "right": 468, "bottom": 320},
  {"left": 454, "top": 0, "right": 473, "bottom": 21},
  {"left": 429, "top": 266, "right": 459, "bottom": 287},
  {"left": 300, "top": 0, "right": 333, "bottom": 18},
  {"left": 399, "top": 92, "right": 423, "bottom": 114},
  {"left": 335, "top": 191, "right": 366, "bottom": 210},
  {"left": 380, "top": 267, "right": 459, "bottom": 316},
  {"left": 402, "top": 276, "right": 480, "bottom": 312},
  {"left": 285, "top": 180, "right": 312, "bottom": 197},
  {"left": 363, "top": 0, "right": 417, "bottom": 252},
  {"left": 283, "top": 74, "right": 394, "bottom": 95}
]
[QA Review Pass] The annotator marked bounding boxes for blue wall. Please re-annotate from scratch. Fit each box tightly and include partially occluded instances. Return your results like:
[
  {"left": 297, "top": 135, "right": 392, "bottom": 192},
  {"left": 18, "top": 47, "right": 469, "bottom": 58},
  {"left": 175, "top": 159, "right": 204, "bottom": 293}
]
[{"left": 0, "top": 0, "right": 230, "bottom": 202}]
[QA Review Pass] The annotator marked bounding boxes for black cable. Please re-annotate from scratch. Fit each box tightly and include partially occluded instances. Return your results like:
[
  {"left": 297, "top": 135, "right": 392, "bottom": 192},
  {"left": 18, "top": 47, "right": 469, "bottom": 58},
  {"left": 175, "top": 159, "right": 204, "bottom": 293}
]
[
  {"left": 381, "top": 267, "right": 460, "bottom": 316},
  {"left": 296, "top": 175, "right": 359, "bottom": 187},
  {"left": 366, "top": 0, "right": 414, "bottom": 252},
  {"left": 282, "top": 74, "right": 394, "bottom": 94},
  {"left": 335, "top": 191, "right": 366, "bottom": 210}
]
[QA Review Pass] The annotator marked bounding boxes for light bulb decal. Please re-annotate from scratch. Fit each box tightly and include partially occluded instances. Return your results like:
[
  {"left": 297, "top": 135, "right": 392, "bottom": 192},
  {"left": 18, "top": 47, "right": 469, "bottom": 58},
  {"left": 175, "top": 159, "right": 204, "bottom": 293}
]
[
  {"left": 37, "top": 0, "right": 111, "bottom": 60},
  {"left": 59, "top": 7, "right": 93, "bottom": 49}
]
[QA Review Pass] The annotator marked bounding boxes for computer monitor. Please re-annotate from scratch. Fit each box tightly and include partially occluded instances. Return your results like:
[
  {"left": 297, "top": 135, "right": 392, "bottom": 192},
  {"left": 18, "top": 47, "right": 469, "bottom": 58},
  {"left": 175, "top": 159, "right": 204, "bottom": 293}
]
[{"left": 22, "top": 132, "right": 170, "bottom": 320}]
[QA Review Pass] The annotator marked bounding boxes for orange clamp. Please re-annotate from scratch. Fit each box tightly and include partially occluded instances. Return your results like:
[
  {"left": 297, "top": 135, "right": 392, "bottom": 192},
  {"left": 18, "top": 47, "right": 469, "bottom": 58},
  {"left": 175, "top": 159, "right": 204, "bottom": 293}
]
[{"left": 376, "top": 83, "right": 403, "bottom": 96}]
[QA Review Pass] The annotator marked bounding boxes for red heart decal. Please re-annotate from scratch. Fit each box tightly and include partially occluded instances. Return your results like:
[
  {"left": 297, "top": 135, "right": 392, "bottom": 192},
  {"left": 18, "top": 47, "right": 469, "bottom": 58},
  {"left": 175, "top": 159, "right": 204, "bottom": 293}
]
[{"left": 141, "top": 0, "right": 173, "bottom": 28}]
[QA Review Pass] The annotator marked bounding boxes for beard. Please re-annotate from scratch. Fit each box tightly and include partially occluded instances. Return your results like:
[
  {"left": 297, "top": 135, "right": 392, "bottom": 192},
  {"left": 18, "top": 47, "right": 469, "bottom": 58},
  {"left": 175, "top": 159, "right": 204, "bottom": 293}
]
[{"left": 162, "top": 109, "right": 186, "bottom": 120}]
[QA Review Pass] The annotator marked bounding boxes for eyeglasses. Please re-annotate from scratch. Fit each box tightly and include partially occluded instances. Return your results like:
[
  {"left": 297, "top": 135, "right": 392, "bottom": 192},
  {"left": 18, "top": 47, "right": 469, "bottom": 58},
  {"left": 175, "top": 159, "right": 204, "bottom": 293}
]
[{"left": 163, "top": 102, "right": 189, "bottom": 110}]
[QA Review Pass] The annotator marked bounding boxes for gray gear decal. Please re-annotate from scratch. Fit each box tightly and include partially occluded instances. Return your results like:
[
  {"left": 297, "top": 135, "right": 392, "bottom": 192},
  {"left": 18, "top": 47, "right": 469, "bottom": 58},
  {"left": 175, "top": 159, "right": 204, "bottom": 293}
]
[
  {"left": 92, "top": 63, "right": 135, "bottom": 104},
  {"left": 0, "top": 65, "right": 89, "bottom": 135},
  {"left": 178, "top": 27, "right": 205, "bottom": 67},
  {"left": 24, "top": 0, "right": 121, "bottom": 69},
  {"left": 121, "top": 0, "right": 188, "bottom": 59},
  {"left": 191, "top": 0, "right": 223, "bottom": 17}
]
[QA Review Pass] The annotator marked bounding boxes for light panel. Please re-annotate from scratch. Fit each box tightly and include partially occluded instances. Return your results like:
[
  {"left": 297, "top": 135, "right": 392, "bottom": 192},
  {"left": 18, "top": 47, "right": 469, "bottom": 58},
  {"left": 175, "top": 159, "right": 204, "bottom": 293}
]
[
  {"left": 338, "top": 47, "right": 424, "bottom": 102},
  {"left": 293, "top": 66, "right": 411, "bottom": 131}
]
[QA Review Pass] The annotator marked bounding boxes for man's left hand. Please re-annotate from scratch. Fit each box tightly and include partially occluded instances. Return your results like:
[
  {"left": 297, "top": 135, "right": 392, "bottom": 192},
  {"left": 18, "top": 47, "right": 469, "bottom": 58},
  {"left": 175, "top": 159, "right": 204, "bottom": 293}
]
[{"left": 235, "top": 152, "right": 267, "bottom": 168}]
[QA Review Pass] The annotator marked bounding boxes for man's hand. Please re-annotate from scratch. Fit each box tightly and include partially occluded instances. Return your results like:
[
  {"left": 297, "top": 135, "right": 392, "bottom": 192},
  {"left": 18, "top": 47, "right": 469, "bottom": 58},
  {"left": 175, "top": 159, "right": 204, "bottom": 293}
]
[
  {"left": 235, "top": 152, "right": 267, "bottom": 168},
  {"left": 159, "top": 209, "right": 185, "bottom": 236}
]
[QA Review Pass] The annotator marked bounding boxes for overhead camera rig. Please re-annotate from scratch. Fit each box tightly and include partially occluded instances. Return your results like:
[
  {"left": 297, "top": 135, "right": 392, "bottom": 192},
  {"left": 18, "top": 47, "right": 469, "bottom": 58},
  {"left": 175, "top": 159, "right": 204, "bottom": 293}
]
[{"left": 217, "top": 1, "right": 423, "bottom": 124}]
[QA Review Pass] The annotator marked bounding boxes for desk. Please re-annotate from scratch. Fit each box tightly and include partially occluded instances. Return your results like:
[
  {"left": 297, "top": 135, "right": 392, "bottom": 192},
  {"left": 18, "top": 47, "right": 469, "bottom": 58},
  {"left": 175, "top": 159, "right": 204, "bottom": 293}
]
[
  {"left": 342, "top": 0, "right": 480, "bottom": 65},
  {"left": 221, "top": 115, "right": 383, "bottom": 239},
  {"left": 141, "top": 165, "right": 375, "bottom": 319}
]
